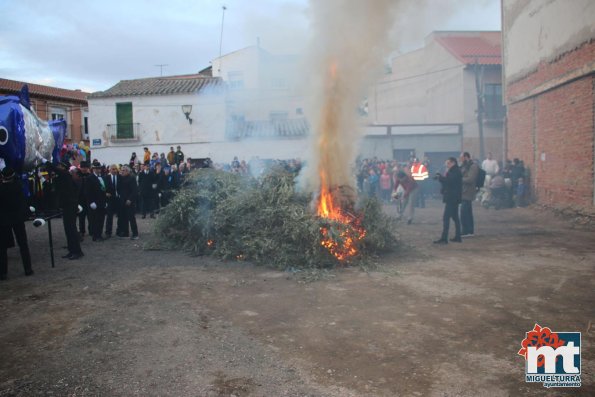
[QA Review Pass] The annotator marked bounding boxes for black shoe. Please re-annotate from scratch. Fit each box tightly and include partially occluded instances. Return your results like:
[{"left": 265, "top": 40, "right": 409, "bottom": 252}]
[
  {"left": 141, "top": 215, "right": 146, "bottom": 219},
  {"left": 93, "top": 237, "right": 105, "bottom": 242},
  {"left": 25, "top": 270, "right": 34, "bottom": 276},
  {"left": 131, "top": 235, "right": 139, "bottom": 240},
  {"left": 69, "top": 253, "right": 83, "bottom": 260},
  {"left": 433, "top": 239, "right": 448, "bottom": 244},
  {"left": 105, "top": 234, "right": 112, "bottom": 239},
  {"left": 62, "top": 253, "right": 73, "bottom": 259},
  {"left": 150, "top": 214, "right": 155, "bottom": 219},
  {"left": 450, "top": 237, "right": 462, "bottom": 243}
]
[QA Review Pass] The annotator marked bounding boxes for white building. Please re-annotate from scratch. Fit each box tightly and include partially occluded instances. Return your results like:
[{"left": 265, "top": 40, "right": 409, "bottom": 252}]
[
  {"left": 88, "top": 46, "right": 310, "bottom": 165},
  {"left": 363, "top": 31, "right": 504, "bottom": 165}
]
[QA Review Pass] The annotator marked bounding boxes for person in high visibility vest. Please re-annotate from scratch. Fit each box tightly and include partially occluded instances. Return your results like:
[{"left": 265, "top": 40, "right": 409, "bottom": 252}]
[{"left": 410, "top": 159, "right": 429, "bottom": 208}]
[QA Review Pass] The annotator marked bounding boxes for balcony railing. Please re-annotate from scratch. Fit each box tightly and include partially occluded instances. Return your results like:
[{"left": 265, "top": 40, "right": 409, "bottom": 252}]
[
  {"left": 226, "top": 118, "right": 309, "bottom": 140},
  {"left": 107, "top": 123, "right": 141, "bottom": 142}
]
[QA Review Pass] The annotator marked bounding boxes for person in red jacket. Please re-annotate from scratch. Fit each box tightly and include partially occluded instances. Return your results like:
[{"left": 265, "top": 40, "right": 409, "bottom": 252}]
[{"left": 393, "top": 170, "right": 418, "bottom": 224}]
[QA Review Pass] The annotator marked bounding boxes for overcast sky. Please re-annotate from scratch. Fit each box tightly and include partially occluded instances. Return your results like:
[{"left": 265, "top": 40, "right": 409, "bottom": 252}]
[{"left": 0, "top": 0, "right": 501, "bottom": 93}]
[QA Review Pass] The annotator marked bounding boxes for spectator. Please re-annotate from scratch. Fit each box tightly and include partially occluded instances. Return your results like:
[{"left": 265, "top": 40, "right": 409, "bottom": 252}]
[
  {"left": 143, "top": 147, "right": 151, "bottom": 164},
  {"left": 379, "top": 168, "right": 392, "bottom": 202},
  {"left": 174, "top": 146, "right": 184, "bottom": 165},
  {"left": 0, "top": 167, "right": 34, "bottom": 280},
  {"left": 117, "top": 166, "right": 139, "bottom": 240},
  {"left": 459, "top": 152, "right": 479, "bottom": 237},
  {"left": 167, "top": 147, "right": 175, "bottom": 166},
  {"left": 129, "top": 152, "right": 138, "bottom": 168},
  {"left": 434, "top": 157, "right": 463, "bottom": 244},
  {"left": 138, "top": 163, "right": 157, "bottom": 219},
  {"left": 85, "top": 161, "right": 108, "bottom": 242}
]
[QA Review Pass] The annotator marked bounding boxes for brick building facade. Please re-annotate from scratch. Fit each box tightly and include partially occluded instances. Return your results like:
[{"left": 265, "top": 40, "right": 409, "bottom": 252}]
[
  {"left": 0, "top": 78, "right": 90, "bottom": 145},
  {"left": 503, "top": 0, "right": 595, "bottom": 208}
]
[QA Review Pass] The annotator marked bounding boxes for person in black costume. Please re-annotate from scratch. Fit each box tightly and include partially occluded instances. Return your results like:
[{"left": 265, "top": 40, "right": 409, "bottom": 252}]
[
  {"left": 45, "top": 160, "right": 84, "bottom": 260},
  {"left": 85, "top": 161, "right": 107, "bottom": 241},
  {"left": 434, "top": 157, "right": 463, "bottom": 244},
  {"left": 0, "top": 167, "right": 33, "bottom": 280},
  {"left": 117, "top": 165, "right": 139, "bottom": 240}
]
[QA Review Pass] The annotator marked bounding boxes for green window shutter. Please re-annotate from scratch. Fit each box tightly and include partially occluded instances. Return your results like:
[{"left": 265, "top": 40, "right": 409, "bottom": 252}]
[{"left": 116, "top": 102, "right": 133, "bottom": 138}]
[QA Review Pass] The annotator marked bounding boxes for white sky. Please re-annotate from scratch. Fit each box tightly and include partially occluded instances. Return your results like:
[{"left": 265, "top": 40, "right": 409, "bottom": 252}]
[{"left": 0, "top": 0, "right": 501, "bottom": 93}]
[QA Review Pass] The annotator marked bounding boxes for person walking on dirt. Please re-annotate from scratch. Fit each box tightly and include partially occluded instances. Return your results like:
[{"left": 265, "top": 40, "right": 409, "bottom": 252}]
[
  {"left": 434, "top": 157, "right": 462, "bottom": 244},
  {"left": 460, "top": 152, "right": 479, "bottom": 237},
  {"left": 393, "top": 170, "right": 418, "bottom": 225},
  {"left": 0, "top": 167, "right": 34, "bottom": 280}
]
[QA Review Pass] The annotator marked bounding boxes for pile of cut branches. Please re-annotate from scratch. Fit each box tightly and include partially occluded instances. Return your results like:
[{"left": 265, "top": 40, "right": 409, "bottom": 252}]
[{"left": 154, "top": 167, "right": 397, "bottom": 269}]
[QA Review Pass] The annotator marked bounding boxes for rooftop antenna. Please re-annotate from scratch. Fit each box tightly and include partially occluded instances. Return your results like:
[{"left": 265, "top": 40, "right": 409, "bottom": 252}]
[
  {"left": 155, "top": 64, "right": 168, "bottom": 76},
  {"left": 218, "top": 5, "right": 227, "bottom": 73}
]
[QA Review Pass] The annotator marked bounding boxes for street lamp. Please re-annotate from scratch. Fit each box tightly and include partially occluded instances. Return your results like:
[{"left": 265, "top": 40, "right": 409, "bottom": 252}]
[{"left": 182, "top": 105, "right": 193, "bottom": 124}]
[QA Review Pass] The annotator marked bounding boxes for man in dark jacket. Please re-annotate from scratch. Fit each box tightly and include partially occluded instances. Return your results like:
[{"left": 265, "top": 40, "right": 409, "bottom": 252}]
[
  {"left": 0, "top": 168, "right": 33, "bottom": 280},
  {"left": 104, "top": 164, "right": 121, "bottom": 238},
  {"left": 85, "top": 161, "right": 107, "bottom": 241},
  {"left": 117, "top": 165, "right": 139, "bottom": 239},
  {"left": 138, "top": 162, "right": 157, "bottom": 219},
  {"left": 77, "top": 160, "right": 91, "bottom": 240},
  {"left": 434, "top": 157, "right": 463, "bottom": 244},
  {"left": 460, "top": 152, "right": 480, "bottom": 237},
  {"left": 46, "top": 160, "right": 84, "bottom": 260}
]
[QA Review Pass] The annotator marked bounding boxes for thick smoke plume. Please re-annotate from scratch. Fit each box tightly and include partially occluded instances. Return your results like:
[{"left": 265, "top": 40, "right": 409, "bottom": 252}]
[{"left": 300, "top": 0, "right": 399, "bottom": 194}]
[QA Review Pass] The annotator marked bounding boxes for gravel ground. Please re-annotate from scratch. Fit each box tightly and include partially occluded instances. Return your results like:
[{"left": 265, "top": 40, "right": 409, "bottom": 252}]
[{"left": 0, "top": 200, "right": 594, "bottom": 396}]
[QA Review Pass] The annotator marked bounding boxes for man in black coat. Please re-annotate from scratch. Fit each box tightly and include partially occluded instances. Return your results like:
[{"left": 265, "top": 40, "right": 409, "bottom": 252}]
[
  {"left": 104, "top": 164, "right": 121, "bottom": 238},
  {"left": 45, "top": 160, "right": 84, "bottom": 260},
  {"left": 434, "top": 157, "right": 463, "bottom": 244},
  {"left": 0, "top": 167, "right": 33, "bottom": 280},
  {"left": 117, "top": 165, "right": 139, "bottom": 239},
  {"left": 138, "top": 162, "right": 157, "bottom": 219},
  {"left": 85, "top": 161, "right": 107, "bottom": 241},
  {"left": 77, "top": 161, "right": 92, "bottom": 240}
]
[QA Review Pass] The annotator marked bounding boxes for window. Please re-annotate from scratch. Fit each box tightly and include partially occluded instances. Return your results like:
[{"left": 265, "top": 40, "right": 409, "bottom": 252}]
[
  {"left": 270, "top": 111, "right": 288, "bottom": 121},
  {"left": 228, "top": 71, "right": 244, "bottom": 89},
  {"left": 83, "top": 112, "right": 89, "bottom": 138},
  {"left": 484, "top": 84, "right": 505, "bottom": 120},
  {"left": 116, "top": 102, "right": 133, "bottom": 138},
  {"left": 50, "top": 106, "right": 66, "bottom": 121}
]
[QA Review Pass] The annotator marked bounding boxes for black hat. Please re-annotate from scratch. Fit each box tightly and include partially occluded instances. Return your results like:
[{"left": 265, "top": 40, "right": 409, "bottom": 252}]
[
  {"left": 58, "top": 160, "right": 71, "bottom": 169},
  {"left": 80, "top": 160, "right": 90, "bottom": 168},
  {"left": 92, "top": 160, "right": 102, "bottom": 168},
  {"left": 1, "top": 167, "right": 15, "bottom": 179}
]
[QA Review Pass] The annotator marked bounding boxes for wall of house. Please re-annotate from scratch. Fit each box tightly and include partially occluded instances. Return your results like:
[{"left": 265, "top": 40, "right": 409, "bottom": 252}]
[
  {"left": 89, "top": 92, "right": 226, "bottom": 162},
  {"left": 504, "top": 0, "right": 595, "bottom": 208},
  {"left": 461, "top": 67, "right": 504, "bottom": 159},
  {"left": 369, "top": 40, "right": 464, "bottom": 125},
  {"left": 358, "top": 133, "right": 462, "bottom": 161}
]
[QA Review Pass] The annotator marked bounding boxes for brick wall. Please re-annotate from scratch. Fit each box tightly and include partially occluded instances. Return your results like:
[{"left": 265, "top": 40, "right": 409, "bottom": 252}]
[{"left": 507, "top": 74, "right": 594, "bottom": 207}]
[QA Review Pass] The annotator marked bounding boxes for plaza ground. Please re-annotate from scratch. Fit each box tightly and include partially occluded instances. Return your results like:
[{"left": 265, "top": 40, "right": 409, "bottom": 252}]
[{"left": 0, "top": 200, "right": 594, "bottom": 396}]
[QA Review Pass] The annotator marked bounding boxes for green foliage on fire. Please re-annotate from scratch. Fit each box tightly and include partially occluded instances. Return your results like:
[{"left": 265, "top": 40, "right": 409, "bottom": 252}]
[{"left": 153, "top": 167, "right": 398, "bottom": 269}]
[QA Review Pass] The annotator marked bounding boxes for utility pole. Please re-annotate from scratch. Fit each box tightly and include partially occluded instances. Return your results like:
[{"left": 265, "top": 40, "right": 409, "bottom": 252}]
[
  {"left": 155, "top": 64, "right": 168, "bottom": 76},
  {"left": 218, "top": 5, "right": 227, "bottom": 73},
  {"left": 474, "top": 58, "right": 486, "bottom": 161}
]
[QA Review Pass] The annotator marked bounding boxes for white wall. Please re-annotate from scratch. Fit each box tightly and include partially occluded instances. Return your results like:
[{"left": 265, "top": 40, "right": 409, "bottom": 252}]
[
  {"left": 368, "top": 37, "right": 464, "bottom": 125},
  {"left": 503, "top": 0, "right": 595, "bottom": 82}
]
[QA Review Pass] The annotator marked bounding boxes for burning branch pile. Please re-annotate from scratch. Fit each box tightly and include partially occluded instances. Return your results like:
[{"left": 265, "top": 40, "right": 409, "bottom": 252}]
[{"left": 154, "top": 168, "right": 397, "bottom": 269}]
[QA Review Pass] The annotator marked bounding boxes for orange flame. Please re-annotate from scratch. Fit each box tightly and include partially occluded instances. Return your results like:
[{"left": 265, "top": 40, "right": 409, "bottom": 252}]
[{"left": 317, "top": 172, "right": 366, "bottom": 261}]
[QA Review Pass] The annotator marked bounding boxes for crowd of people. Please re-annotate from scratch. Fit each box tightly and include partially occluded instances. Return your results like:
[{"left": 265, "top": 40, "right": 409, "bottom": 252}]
[{"left": 1, "top": 142, "right": 530, "bottom": 279}]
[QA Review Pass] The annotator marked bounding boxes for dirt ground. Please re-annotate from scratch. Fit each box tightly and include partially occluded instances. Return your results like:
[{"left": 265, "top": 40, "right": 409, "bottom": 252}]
[{"left": 0, "top": 199, "right": 594, "bottom": 396}]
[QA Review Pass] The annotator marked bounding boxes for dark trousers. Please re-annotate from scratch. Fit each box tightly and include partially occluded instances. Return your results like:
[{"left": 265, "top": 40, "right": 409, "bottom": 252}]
[
  {"left": 89, "top": 208, "right": 105, "bottom": 239},
  {"left": 0, "top": 223, "right": 32, "bottom": 277},
  {"left": 142, "top": 194, "right": 154, "bottom": 216},
  {"left": 63, "top": 206, "right": 83, "bottom": 255},
  {"left": 78, "top": 207, "right": 90, "bottom": 235},
  {"left": 460, "top": 200, "right": 474, "bottom": 235},
  {"left": 105, "top": 199, "right": 120, "bottom": 236},
  {"left": 118, "top": 204, "right": 138, "bottom": 237},
  {"left": 441, "top": 202, "right": 461, "bottom": 240}
]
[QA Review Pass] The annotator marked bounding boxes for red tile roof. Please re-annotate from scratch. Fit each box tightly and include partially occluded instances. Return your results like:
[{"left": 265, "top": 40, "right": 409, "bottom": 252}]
[
  {"left": 0, "top": 78, "right": 89, "bottom": 102},
  {"left": 435, "top": 33, "right": 502, "bottom": 65}
]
